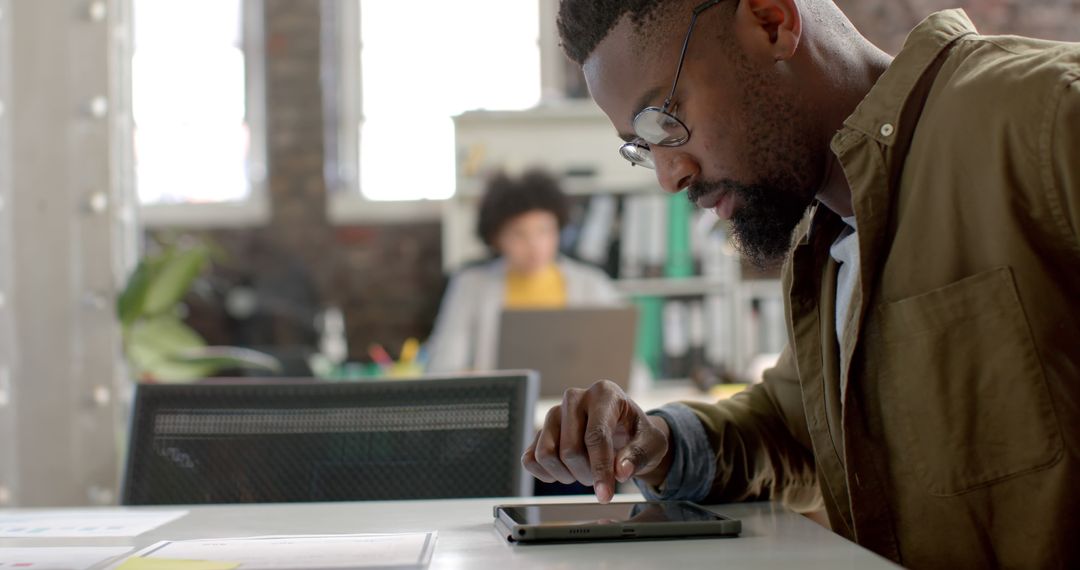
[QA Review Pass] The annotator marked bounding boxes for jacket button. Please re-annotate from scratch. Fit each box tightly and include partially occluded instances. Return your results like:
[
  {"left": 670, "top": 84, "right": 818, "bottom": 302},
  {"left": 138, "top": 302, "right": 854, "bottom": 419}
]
[{"left": 880, "top": 123, "right": 895, "bottom": 137}]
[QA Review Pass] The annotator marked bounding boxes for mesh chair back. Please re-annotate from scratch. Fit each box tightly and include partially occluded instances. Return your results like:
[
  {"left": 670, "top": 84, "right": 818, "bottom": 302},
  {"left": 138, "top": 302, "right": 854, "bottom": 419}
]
[{"left": 122, "top": 372, "right": 537, "bottom": 505}]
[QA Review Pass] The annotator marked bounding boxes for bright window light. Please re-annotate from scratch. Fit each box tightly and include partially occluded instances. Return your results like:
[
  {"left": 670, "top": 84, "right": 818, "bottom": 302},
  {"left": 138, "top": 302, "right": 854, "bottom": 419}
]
[
  {"left": 358, "top": 1, "right": 541, "bottom": 201},
  {"left": 133, "top": 0, "right": 251, "bottom": 205}
]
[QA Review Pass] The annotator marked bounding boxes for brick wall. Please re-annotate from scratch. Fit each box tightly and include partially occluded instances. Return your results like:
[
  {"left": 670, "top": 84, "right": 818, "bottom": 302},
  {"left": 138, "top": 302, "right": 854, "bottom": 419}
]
[{"left": 835, "top": 0, "right": 1080, "bottom": 54}]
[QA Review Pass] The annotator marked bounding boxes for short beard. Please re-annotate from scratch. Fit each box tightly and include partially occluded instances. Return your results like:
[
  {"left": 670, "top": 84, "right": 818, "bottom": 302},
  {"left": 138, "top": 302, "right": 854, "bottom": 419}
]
[{"left": 690, "top": 177, "right": 814, "bottom": 268}]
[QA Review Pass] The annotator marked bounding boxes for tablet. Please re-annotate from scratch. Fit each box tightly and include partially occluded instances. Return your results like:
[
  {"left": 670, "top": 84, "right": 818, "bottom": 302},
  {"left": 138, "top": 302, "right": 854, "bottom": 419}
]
[{"left": 493, "top": 501, "right": 741, "bottom": 543}]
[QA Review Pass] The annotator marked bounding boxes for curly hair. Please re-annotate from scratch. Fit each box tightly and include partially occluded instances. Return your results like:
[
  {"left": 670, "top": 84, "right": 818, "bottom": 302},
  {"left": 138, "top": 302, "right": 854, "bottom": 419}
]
[{"left": 476, "top": 169, "right": 569, "bottom": 250}]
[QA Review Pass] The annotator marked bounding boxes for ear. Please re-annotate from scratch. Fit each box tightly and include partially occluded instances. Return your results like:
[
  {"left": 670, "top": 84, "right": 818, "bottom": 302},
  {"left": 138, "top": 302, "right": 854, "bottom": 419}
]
[{"left": 736, "top": 0, "right": 802, "bottom": 62}]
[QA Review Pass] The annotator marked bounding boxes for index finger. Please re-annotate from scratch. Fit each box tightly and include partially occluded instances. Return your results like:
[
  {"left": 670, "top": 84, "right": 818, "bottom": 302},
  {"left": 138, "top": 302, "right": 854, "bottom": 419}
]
[{"left": 583, "top": 408, "right": 618, "bottom": 503}]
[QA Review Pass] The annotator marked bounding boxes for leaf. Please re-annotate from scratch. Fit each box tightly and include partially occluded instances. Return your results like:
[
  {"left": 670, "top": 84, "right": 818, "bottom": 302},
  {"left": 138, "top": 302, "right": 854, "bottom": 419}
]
[
  {"left": 173, "top": 346, "right": 283, "bottom": 374},
  {"left": 118, "top": 241, "right": 279, "bottom": 383},
  {"left": 139, "top": 359, "right": 219, "bottom": 384},
  {"left": 126, "top": 315, "right": 208, "bottom": 381},
  {"left": 141, "top": 245, "right": 209, "bottom": 317},
  {"left": 130, "top": 314, "right": 206, "bottom": 350},
  {"left": 116, "top": 254, "right": 167, "bottom": 328}
]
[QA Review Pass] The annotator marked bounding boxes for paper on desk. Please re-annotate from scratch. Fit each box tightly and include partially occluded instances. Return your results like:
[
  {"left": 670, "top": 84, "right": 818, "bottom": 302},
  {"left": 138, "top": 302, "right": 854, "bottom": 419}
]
[
  {"left": 114, "top": 558, "right": 239, "bottom": 570},
  {"left": 0, "top": 510, "right": 187, "bottom": 538},
  {"left": 116, "top": 533, "right": 437, "bottom": 570},
  {"left": 0, "top": 546, "right": 132, "bottom": 569}
]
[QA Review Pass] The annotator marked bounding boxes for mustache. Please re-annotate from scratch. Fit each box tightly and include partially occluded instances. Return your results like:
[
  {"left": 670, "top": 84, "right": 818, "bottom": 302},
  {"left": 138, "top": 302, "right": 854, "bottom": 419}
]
[{"left": 686, "top": 179, "right": 730, "bottom": 206}]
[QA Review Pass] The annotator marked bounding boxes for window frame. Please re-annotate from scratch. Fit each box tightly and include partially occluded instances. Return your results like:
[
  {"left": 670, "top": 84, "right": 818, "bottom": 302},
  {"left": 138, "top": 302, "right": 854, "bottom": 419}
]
[
  {"left": 0, "top": 0, "right": 15, "bottom": 507},
  {"left": 132, "top": 0, "right": 270, "bottom": 228},
  {"left": 329, "top": 1, "right": 552, "bottom": 224},
  {"left": 325, "top": 0, "right": 443, "bottom": 224}
]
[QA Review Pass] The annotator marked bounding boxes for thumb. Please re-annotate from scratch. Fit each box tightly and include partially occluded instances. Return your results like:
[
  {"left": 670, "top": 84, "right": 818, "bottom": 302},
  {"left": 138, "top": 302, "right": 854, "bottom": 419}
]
[{"left": 614, "top": 414, "right": 666, "bottom": 482}]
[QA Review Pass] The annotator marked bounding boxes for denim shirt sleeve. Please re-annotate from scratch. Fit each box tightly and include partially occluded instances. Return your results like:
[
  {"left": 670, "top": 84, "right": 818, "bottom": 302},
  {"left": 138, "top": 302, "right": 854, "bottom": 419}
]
[{"left": 633, "top": 403, "right": 716, "bottom": 502}]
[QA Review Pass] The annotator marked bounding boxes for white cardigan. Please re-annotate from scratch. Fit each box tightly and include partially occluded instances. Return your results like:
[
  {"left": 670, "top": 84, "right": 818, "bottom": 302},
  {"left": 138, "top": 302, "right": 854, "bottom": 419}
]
[{"left": 425, "top": 257, "right": 622, "bottom": 373}]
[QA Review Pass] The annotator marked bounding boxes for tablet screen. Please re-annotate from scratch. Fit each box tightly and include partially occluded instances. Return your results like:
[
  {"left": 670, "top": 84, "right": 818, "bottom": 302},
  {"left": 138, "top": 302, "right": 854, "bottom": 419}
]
[{"left": 500, "top": 502, "right": 724, "bottom": 526}]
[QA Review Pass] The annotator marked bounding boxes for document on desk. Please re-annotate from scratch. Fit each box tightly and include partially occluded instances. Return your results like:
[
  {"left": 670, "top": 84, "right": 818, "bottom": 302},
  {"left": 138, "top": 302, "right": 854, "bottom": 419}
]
[
  {"left": 0, "top": 546, "right": 132, "bottom": 569},
  {"left": 116, "top": 533, "right": 438, "bottom": 570},
  {"left": 0, "top": 510, "right": 188, "bottom": 538}
]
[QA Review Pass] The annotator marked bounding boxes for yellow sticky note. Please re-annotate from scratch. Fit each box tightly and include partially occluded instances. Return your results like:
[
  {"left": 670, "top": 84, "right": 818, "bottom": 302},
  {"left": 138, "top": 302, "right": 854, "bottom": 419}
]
[{"left": 115, "top": 558, "right": 240, "bottom": 570}]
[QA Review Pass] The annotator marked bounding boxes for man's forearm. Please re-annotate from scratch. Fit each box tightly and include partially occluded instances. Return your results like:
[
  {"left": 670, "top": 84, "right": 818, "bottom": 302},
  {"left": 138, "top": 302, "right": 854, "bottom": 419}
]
[
  {"left": 633, "top": 404, "right": 717, "bottom": 502},
  {"left": 635, "top": 415, "right": 673, "bottom": 487}
]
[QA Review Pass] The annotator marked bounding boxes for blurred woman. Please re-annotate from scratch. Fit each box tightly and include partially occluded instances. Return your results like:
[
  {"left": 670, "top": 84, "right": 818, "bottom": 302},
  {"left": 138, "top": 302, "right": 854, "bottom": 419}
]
[{"left": 426, "top": 169, "right": 620, "bottom": 372}]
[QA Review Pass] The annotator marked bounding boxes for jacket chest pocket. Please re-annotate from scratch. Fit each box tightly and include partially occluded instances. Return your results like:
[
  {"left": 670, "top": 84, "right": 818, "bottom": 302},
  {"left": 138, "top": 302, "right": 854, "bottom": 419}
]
[{"left": 870, "top": 266, "right": 1062, "bottom": 496}]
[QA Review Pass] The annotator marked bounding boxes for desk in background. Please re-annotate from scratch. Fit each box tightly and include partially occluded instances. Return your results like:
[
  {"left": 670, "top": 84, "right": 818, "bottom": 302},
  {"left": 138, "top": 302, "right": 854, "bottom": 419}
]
[{"left": 0, "top": 494, "right": 898, "bottom": 569}]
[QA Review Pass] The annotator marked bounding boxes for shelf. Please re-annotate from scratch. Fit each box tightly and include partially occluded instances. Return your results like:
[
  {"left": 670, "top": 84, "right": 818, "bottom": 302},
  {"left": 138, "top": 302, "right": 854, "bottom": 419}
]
[
  {"left": 614, "top": 277, "right": 731, "bottom": 297},
  {"left": 613, "top": 277, "right": 783, "bottom": 299},
  {"left": 454, "top": 99, "right": 608, "bottom": 124},
  {"left": 737, "top": 279, "right": 784, "bottom": 300},
  {"left": 453, "top": 178, "right": 657, "bottom": 199}
]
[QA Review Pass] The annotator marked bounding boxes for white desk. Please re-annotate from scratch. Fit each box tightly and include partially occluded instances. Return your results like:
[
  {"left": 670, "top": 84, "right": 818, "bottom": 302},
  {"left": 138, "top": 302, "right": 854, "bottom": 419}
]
[{"left": 0, "top": 495, "right": 898, "bottom": 569}]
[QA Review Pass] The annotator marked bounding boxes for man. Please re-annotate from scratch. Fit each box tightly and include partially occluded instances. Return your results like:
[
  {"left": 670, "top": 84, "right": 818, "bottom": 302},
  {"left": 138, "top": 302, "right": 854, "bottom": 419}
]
[{"left": 521, "top": 0, "right": 1080, "bottom": 566}]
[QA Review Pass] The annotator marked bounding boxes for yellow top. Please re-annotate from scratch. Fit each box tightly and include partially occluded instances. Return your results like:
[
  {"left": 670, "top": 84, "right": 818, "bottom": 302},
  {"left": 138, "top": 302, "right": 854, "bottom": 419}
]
[{"left": 504, "top": 264, "right": 567, "bottom": 309}]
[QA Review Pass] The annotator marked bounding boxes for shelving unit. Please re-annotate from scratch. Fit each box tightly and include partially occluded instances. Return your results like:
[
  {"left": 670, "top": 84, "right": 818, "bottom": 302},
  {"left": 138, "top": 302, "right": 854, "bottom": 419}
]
[
  {"left": 613, "top": 277, "right": 731, "bottom": 298},
  {"left": 450, "top": 102, "right": 786, "bottom": 381}
]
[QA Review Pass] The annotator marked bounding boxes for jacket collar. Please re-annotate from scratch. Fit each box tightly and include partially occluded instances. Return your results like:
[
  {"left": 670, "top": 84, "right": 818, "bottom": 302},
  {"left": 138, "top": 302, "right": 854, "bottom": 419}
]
[
  {"left": 802, "top": 9, "right": 978, "bottom": 242},
  {"left": 834, "top": 9, "right": 977, "bottom": 150}
]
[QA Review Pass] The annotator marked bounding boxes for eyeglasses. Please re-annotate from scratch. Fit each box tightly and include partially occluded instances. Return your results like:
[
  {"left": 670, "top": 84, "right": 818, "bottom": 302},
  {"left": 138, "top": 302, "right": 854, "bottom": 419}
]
[{"left": 619, "top": 0, "right": 724, "bottom": 169}]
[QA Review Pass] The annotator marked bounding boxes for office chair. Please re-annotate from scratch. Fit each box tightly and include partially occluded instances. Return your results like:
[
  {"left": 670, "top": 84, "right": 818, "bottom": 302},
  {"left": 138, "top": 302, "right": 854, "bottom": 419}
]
[{"left": 122, "top": 372, "right": 537, "bottom": 505}]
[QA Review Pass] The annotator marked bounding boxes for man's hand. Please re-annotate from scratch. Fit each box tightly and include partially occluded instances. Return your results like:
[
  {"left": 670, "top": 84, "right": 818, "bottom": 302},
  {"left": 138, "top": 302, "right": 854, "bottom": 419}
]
[{"left": 521, "top": 380, "right": 673, "bottom": 503}]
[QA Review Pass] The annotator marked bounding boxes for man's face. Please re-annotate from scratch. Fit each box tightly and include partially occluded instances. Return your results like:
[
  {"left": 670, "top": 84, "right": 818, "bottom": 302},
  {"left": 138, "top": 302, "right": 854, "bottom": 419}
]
[{"left": 583, "top": 9, "right": 824, "bottom": 266}]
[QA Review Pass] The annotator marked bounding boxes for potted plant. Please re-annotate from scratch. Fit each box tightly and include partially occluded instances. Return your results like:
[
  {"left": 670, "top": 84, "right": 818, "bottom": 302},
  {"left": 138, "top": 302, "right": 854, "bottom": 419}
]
[{"left": 117, "top": 241, "right": 281, "bottom": 381}]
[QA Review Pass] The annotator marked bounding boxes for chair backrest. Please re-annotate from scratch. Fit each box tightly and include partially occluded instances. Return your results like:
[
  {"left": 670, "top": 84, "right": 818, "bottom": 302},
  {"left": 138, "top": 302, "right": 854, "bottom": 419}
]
[{"left": 122, "top": 372, "right": 537, "bottom": 505}]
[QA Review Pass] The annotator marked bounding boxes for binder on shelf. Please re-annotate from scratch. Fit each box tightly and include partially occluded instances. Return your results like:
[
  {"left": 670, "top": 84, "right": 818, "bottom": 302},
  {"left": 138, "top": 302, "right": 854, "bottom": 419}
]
[
  {"left": 689, "top": 210, "right": 715, "bottom": 276},
  {"left": 559, "top": 197, "right": 585, "bottom": 256},
  {"left": 619, "top": 194, "right": 646, "bottom": 279},
  {"left": 742, "top": 300, "right": 762, "bottom": 375},
  {"left": 634, "top": 296, "right": 664, "bottom": 379},
  {"left": 701, "top": 222, "right": 738, "bottom": 282},
  {"left": 641, "top": 194, "right": 667, "bottom": 277},
  {"left": 665, "top": 193, "right": 694, "bottom": 278},
  {"left": 576, "top": 194, "right": 617, "bottom": 266},
  {"left": 705, "top": 294, "right": 733, "bottom": 372},
  {"left": 661, "top": 300, "right": 690, "bottom": 380},
  {"left": 686, "top": 299, "right": 707, "bottom": 378}
]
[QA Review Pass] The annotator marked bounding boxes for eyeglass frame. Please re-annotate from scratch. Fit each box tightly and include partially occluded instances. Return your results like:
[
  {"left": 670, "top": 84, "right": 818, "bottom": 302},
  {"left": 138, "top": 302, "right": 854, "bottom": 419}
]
[{"left": 618, "top": 0, "right": 725, "bottom": 168}]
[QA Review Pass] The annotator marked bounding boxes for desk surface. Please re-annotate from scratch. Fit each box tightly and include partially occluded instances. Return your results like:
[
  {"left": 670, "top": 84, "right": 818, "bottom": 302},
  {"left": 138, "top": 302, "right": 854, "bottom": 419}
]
[{"left": 0, "top": 495, "right": 897, "bottom": 569}]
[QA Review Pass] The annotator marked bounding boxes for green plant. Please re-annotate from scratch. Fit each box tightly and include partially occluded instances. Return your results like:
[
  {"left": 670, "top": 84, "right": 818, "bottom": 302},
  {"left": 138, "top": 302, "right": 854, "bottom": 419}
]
[{"left": 117, "top": 242, "right": 281, "bottom": 382}]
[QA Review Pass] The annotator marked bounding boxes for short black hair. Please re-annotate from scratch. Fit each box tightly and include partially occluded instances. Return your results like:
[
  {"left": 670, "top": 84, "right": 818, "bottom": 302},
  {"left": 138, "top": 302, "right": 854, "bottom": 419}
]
[
  {"left": 557, "top": 0, "right": 671, "bottom": 65},
  {"left": 476, "top": 169, "right": 569, "bottom": 250},
  {"left": 558, "top": 0, "right": 741, "bottom": 66}
]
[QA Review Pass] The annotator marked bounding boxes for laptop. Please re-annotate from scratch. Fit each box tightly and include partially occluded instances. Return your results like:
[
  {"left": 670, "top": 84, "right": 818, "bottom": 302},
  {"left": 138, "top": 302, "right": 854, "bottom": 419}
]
[{"left": 496, "top": 307, "right": 638, "bottom": 398}]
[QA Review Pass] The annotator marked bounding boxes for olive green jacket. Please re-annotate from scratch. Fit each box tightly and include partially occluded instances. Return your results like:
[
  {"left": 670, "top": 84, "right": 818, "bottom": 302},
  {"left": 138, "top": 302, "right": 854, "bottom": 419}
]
[{"left": 682, "top": 10, "right": 1080, "bottom": 567}]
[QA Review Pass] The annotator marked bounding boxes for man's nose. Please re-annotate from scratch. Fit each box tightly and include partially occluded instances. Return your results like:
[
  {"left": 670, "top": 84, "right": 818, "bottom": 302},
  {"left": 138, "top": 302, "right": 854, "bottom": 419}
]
[{"left": 652, "top": 149, "right": 699, "bottom": 194}]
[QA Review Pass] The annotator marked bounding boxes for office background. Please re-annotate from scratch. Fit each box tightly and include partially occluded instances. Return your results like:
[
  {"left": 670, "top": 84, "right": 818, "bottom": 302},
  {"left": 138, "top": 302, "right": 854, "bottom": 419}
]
[{"left": 0, "top": 0, "right": 1077, "bottom": 508}]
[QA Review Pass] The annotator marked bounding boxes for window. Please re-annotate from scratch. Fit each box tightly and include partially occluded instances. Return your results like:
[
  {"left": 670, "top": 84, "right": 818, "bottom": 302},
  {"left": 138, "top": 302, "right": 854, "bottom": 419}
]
[
  {"left": 333, "top": 0, "right": 541, "bottom": 208},
  {"left": 132, "top": 0, "right": 267, "bottom": 224}
]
